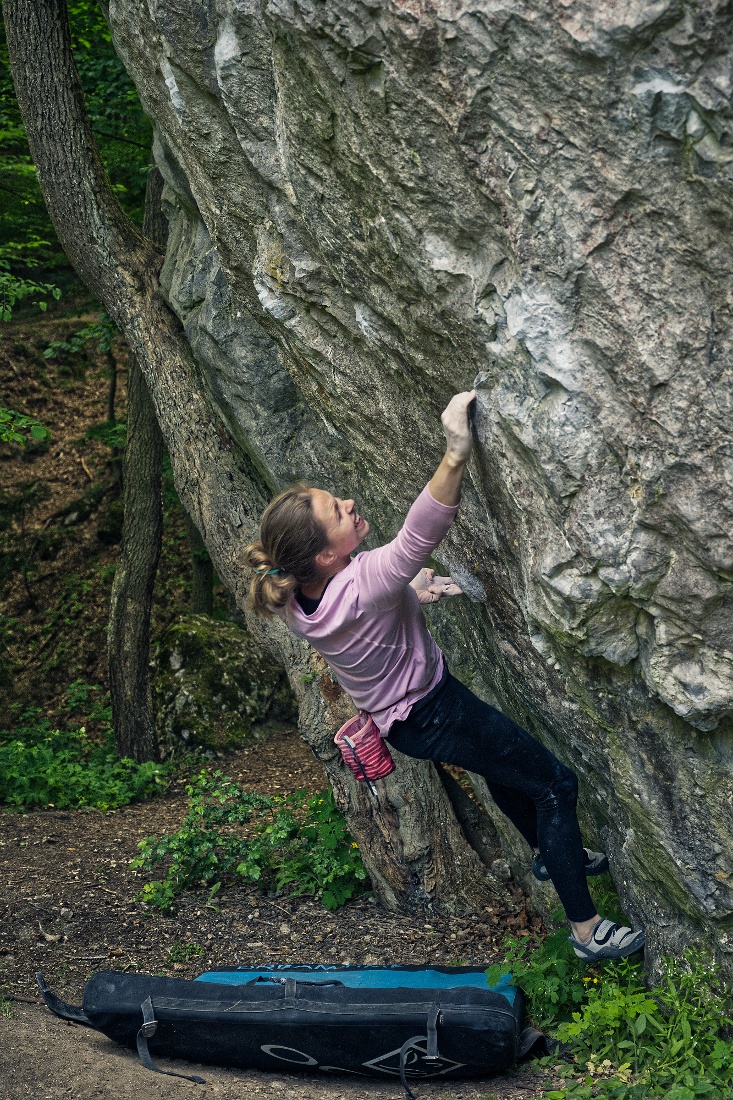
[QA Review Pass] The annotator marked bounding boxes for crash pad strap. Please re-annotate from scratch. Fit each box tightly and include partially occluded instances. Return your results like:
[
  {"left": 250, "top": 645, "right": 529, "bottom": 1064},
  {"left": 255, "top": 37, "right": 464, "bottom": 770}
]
[
  {"left": 35, "top": 971, "right": 93, "bottom": 1028},
  {"left": 136, "top": 996, "right": 206, "bottom": 1084},
  {"left": 399, "top": 1003, "right": 442, "bottom": 1100}
]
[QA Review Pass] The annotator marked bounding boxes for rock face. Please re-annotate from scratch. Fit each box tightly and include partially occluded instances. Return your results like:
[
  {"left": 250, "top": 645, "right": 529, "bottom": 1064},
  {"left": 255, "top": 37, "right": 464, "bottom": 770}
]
[
  {"left": 108, "top": 0, "right": 733, "bottom": 970},
  {"left": 151, "top": 614, "right": 297, "bottom": 755}
]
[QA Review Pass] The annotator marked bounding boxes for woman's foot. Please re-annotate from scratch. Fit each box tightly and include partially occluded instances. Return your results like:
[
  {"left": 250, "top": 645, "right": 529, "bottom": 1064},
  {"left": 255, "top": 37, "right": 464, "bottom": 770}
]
[
  {"left": 532, "top": 848, "right": 609, "bottom": 882},
  {"left": 569, "top": 918, "right": 646, "bottom": 962}
]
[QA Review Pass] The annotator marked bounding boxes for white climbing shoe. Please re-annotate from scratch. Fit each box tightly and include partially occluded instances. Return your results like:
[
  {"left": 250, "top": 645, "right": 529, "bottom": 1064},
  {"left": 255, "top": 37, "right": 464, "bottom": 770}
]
[
  {"left": 532, "top": 848, "right": 609, "bottom": 882},
  {"left": 570, "top": 918, "right": 646, "bottom": 962}
]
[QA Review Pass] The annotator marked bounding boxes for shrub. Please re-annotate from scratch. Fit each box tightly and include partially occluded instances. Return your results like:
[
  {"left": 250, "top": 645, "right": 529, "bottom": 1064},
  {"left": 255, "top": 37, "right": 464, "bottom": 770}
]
[
  {"left": 488, "top": 914, "right": 733, "bottom": 1099},
  {"left": 551, "top": 950, "right": 733, "bottom": 1099},
  {"left": 487, "top": 923, "right": 589, "bottom": 1029},
  {"left": 131, "top": 771, "right": 368, "bottom": 911},
  {"left": 0, "top": 685, "right": 170, "bottom": 810}
]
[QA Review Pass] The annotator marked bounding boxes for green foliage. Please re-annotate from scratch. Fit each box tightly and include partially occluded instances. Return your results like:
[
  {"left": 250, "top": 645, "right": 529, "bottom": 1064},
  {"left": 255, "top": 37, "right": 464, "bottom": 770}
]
[
  {"left": 0, "top": 3, "right": 151, "bottom": 275},
  {"left": 0, "top": 259, "right": 61, "bottom": 321},
  {"left": 166, "top": 941, "right": 205, "bottom": 964},
  {"left": 486, "top": 919, "right": 589, "bottom": 1029},
  {"left": 132, "top": 772, "right": 368, "bottom": 912},
  {"left": 0, "top": 682, "right": 170, "bottom": 811},
  {"left": 553, "top": 950, "right": 733, "bottom": 1099},
  {"left": 485, "top": 883, "right": 635, "bottom": 1029},
  {"left": 489, "top": 919, "right": 733, "bottom": 1099},
  {"left": 0, "top": 1, "right": 151, "bottom": 333},
  {"left": 0, "top": 990, "right": 12, "bottom": 1019},
  {"left": 44, "top": 312, "right": 116, "bottom": 359},
  {"left": 84, "top": 420, "right": 127, "bottom": 451},
  {"left": 0, "top": 405, "right": 50, "bottom": 446}
]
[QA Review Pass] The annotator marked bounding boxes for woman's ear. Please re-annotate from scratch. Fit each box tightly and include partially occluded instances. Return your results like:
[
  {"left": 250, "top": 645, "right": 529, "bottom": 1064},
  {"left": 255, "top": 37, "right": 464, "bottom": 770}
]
[{"left": 315, "top": 547, "right": 336, "bottom": 569}]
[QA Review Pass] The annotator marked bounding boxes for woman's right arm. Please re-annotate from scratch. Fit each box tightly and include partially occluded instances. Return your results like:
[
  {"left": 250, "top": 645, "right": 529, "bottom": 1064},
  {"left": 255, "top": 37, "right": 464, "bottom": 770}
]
[
  {"left": 428, "top": 389, "right": 476, "bottom": 505},
  {"left": 357, "top": 390, "right": 476, "bottom": 608}
]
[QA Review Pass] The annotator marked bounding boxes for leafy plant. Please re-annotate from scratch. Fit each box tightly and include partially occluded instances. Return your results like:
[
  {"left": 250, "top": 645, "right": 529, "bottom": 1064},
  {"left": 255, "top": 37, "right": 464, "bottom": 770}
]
[
  {"left": 492, "top": 916, "right": 733, "bottom": 1100},
  {"left": 132, "top": 772, "right": 368, "bottom": 912},
  {"left": 1, "top": 2, "right": 151, "bottom": 278},
  {"left": 486, "top": 916, "right": 589, "bottom": 1029},
  {"left": 166, "top": 941, "right": 205, "bottom": 965},
  {"left": 552, "top": 950, "right": 733, "bottom": 1099},
  {"left": 0, "top": 260, "right": 61, "bottom": 321},
  {"left": 84, "top": 420, "right": 127, "bottom": 451},
  {"left": 0, "top": 690, "right": 170, "bottom": 811},
  {"left": 0, "top": 405, "right": 50, "bottom": 447},
  {"left": 44, "top": 312, "right": 116, "bottom": 360}
]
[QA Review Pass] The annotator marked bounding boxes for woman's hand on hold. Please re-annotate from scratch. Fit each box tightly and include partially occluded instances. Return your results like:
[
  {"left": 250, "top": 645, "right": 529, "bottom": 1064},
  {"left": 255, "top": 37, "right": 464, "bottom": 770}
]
[
  {"left": 441, "top": 389, "right": 476, "bottom": 464},
  {"left": 428, "top": 390, "right": 476, "bottom": 506},
  {"left": 410, "top": 568, "right": 464, "bottom": 604}
]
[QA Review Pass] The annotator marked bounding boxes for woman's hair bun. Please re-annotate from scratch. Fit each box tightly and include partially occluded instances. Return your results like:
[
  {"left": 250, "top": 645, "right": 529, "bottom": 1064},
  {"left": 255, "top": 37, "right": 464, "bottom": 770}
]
[
  {"left": 245, "top": 484, "right": 328, "bottom": 616},
  {"left": 244, "top": 539, "right": 297, "bottom": 615}
]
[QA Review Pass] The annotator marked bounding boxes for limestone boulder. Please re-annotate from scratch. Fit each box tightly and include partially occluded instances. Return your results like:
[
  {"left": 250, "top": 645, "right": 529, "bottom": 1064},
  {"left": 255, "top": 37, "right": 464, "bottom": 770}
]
[{"left": 108, "top": 0, "right": 733, "bottom": 972}]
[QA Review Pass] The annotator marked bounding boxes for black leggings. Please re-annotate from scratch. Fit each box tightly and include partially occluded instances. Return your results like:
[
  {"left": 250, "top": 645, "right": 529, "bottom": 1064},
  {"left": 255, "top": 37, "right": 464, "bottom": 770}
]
[{"left": 387, "top": 672, "right": 597, "bottom": 923}]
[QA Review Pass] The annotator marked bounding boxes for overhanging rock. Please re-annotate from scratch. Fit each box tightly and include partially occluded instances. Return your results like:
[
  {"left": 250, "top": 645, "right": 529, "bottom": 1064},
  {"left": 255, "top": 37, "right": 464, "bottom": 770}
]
[{"left": 108, "top": 0, "right": 733, "bottom": 972}]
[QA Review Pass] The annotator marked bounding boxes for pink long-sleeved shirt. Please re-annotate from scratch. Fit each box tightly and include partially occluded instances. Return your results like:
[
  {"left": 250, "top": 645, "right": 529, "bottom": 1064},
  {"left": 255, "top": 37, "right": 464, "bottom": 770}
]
[{"left": 283, "top": 485, "right": 459, "bottom": 733}]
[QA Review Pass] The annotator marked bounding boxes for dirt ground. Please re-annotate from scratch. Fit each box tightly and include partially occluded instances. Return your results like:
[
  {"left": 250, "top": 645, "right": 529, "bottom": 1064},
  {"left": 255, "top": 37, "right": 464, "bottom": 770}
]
[{"left": 0, "top": 727, "right": 559, "bottom": 1100}]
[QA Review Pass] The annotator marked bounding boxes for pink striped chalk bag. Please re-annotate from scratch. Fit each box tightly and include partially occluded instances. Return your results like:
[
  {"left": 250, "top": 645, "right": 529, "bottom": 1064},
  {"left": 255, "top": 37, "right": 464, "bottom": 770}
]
[{"left": 334, "top": 714, "right": 395, "bottom": 783}]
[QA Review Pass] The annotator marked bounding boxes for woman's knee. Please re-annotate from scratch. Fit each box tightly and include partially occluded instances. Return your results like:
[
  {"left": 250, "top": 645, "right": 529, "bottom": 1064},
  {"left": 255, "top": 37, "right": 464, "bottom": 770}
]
[{"left": 542, "top": 762, "right": 578, "bottom": 808}]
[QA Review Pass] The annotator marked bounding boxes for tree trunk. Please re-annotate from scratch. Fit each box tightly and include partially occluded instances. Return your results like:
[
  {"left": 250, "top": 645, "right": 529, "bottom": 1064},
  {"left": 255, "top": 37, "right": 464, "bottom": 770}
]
[
  {"left": 4, "top": 0, "right": 506, "bottom": 914},
  {"left": 108, "top": 350, "right": 162, "bottom": 760},
  {"left": 106, "top": 167, "right": 165, "bottom": 762}
]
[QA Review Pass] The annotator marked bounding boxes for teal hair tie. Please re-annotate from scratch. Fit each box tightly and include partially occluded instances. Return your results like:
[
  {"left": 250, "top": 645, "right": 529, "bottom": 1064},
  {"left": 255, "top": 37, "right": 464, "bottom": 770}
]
[{"left": 267, "top": 568, "right": 282, "bottom": 575}]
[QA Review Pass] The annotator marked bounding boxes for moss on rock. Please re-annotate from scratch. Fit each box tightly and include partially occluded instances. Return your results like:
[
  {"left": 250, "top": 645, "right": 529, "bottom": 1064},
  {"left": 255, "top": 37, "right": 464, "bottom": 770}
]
[{"left": 152, "top": 613, "right": 297, "bottom": 756}]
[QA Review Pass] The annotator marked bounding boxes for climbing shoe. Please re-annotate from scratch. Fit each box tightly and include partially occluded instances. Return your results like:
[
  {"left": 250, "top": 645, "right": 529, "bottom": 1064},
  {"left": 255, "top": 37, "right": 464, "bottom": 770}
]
[
  {"left": 570, "top": 918, "right": 646, "bottom": 962},
  {"left": 532, "top": 848, "right": 609, "bottom": 882}
]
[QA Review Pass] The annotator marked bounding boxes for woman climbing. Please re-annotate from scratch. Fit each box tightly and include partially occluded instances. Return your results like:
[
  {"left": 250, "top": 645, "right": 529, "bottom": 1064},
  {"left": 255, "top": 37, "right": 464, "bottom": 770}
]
[{"left": 245, "top": 390, "right": 645, "bottom": 962}]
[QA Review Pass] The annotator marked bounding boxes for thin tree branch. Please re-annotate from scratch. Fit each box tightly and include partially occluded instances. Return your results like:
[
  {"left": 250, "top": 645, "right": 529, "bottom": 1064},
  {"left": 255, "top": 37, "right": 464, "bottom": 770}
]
[{"left": 91, "top": 126, "right": 150, "bottom": 150}]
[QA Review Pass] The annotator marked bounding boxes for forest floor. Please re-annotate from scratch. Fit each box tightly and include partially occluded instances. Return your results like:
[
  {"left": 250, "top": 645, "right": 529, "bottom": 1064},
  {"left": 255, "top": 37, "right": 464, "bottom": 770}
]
[
  {"left": 0, "top": 299, "right": 561, "bottom": 1098},
  {"left": 0, "top": 725, "right": 558, "bottom": 1100}
]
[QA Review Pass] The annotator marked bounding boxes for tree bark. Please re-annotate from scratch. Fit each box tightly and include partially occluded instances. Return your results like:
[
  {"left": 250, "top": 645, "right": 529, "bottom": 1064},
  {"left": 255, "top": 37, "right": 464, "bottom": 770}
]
[
  {"left": 106, "top": 166, "right": 165, "bottom": 762},
  {"left": 4, "top": 0, "right": 506, "bottom": 914},
  {"left": 107, "top": 349, "right": 162, "bottom": 760}
]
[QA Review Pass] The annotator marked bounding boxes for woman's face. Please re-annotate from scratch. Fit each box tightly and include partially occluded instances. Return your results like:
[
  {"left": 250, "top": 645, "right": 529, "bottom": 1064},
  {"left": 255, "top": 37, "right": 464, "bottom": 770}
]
[{"left": 310, "top": 488, "right": 370, "bottom": 563}]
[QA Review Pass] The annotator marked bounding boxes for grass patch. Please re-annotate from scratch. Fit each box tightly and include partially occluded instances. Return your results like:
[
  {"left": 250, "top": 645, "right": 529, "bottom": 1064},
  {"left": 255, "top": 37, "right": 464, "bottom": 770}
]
[{"left": 166, "top": 941, "right": 205, "bottom": 965}]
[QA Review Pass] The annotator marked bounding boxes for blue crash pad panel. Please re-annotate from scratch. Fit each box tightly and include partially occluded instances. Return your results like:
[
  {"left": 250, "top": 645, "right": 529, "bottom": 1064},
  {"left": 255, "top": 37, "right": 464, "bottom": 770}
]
[{"left": 195, "top": 965, "right": 516, "bottom": 1005}]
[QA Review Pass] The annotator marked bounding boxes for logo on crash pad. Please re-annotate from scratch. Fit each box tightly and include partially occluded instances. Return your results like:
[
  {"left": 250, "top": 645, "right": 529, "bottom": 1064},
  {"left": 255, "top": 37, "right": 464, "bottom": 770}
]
[{"left": 363, "top": 1041, "right": 465, "bottom": 1078}]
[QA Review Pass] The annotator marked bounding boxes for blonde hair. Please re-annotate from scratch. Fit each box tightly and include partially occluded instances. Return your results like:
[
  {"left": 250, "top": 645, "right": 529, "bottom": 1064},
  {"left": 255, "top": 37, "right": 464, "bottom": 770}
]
[{"left": 245, "top": 483, "right": 328, "bottom": 615}]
